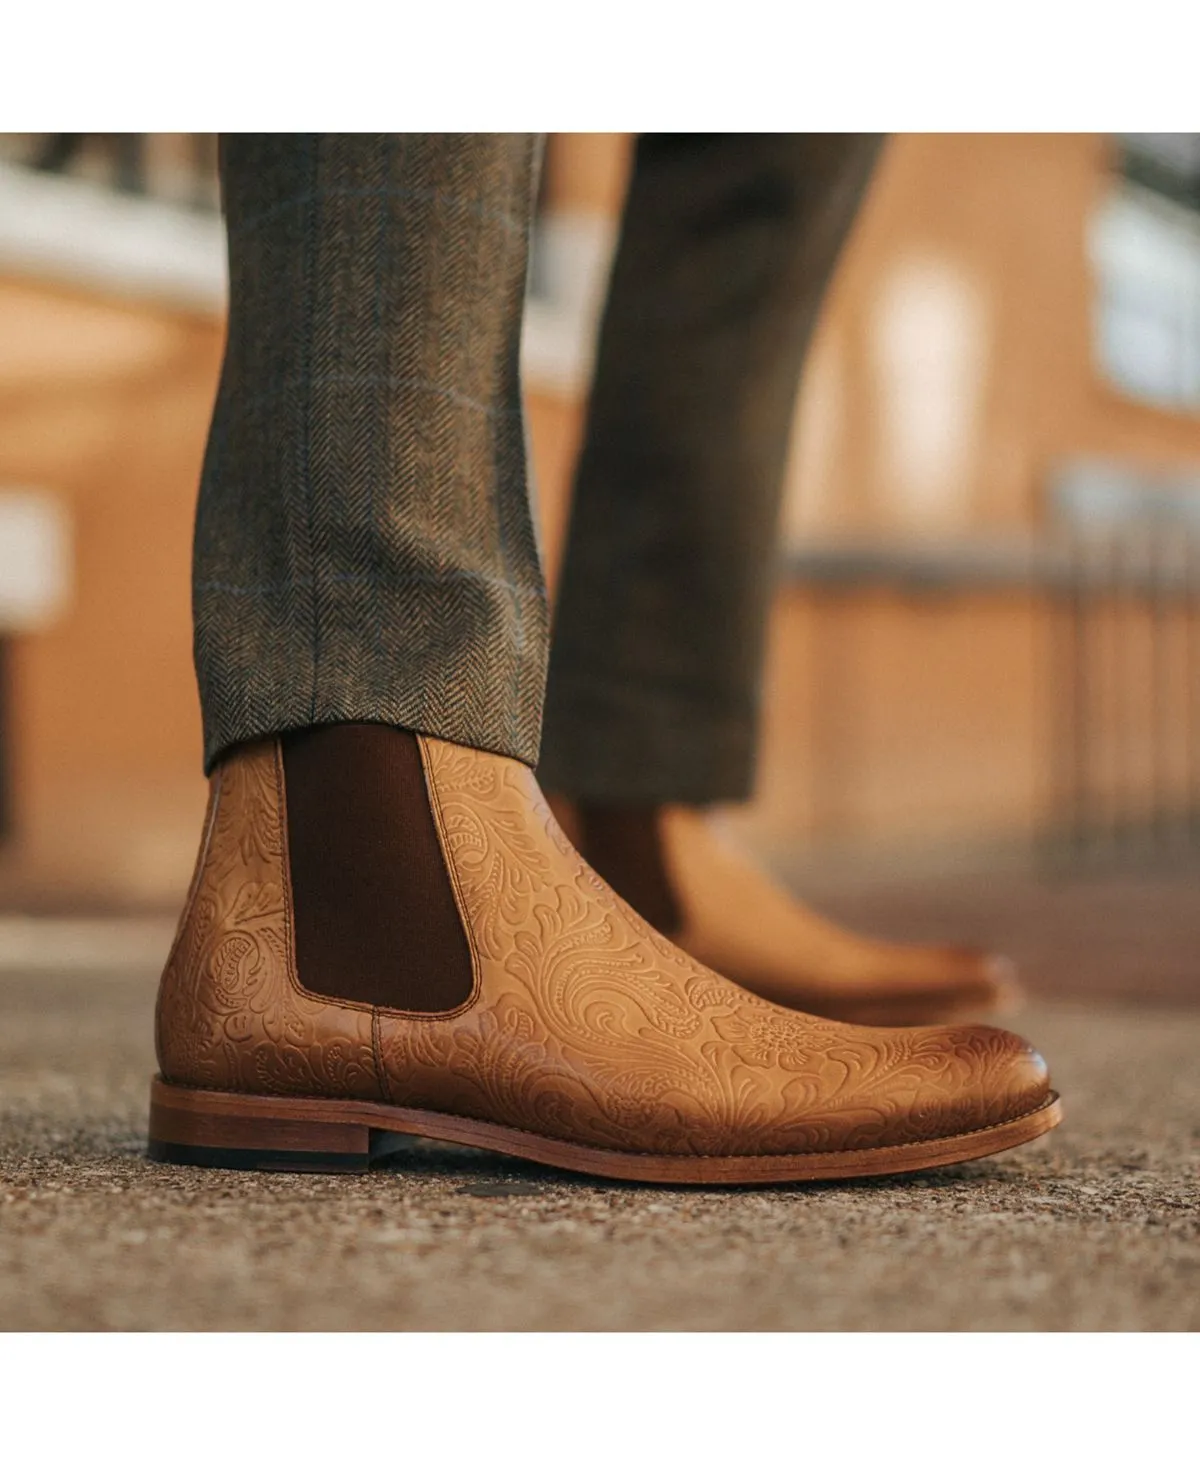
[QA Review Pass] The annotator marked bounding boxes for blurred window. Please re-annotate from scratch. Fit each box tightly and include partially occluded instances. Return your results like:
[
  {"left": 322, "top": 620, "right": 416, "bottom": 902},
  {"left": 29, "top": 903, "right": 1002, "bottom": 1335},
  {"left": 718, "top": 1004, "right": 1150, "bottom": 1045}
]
[
  {"left": 0, "top": 134, "right": 218, "bottom": 212},
  {"left": 1091, "top": 134, "right": 1200, "bottom": 413}
]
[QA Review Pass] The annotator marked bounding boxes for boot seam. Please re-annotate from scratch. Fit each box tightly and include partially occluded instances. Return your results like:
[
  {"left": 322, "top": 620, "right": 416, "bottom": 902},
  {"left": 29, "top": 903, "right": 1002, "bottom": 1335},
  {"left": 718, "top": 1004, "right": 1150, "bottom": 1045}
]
[
  {"left": 372, "top": 1011, "right": 392, "bottom": 1103},
  {"left": 413, "top": 734, "right": 485, "bottom": 1017}
]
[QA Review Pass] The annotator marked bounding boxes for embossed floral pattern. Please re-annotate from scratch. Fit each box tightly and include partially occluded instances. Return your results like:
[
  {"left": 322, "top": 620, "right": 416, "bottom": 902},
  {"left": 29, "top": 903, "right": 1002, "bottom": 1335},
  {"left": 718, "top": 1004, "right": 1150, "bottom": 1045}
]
[{"left": 156, "top": 737, "right": 1050, "bottom": 1159}]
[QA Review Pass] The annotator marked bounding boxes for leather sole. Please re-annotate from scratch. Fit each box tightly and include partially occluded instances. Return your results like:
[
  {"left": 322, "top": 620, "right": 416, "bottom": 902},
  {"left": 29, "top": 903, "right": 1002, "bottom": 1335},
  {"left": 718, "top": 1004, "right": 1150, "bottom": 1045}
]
[{"left": 147, "top": 1076, "right": 1062, "bottom": 1185}]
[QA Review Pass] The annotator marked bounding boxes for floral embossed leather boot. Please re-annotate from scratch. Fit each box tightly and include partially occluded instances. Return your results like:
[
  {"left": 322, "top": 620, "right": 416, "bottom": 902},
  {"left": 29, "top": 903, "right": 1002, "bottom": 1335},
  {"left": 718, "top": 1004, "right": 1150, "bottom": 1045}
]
[
  {"left": 149, "top": 727, "right": 1060, "bottom": 1183},
  {"left": 550, "top": 799, "right": 1020, "bottom": 1027}
]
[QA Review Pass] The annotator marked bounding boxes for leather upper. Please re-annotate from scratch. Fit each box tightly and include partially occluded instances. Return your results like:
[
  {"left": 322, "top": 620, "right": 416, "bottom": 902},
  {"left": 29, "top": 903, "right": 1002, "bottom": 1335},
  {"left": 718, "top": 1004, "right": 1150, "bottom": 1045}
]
[{"left": 157, "top": 737, "right": 1051, "bottom": 1159}]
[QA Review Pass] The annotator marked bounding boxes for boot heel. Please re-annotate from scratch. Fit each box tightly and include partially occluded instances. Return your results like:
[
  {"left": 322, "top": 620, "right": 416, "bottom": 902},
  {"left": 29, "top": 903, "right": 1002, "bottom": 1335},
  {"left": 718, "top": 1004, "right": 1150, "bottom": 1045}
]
[{"left": 147, "top": 1077, "right": 371, "bottom": 1174}]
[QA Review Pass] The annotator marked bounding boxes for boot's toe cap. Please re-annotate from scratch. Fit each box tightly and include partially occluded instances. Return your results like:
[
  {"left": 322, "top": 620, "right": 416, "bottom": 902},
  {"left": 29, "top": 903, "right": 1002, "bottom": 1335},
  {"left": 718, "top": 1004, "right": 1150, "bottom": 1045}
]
[{"left": 919, "top": 1021, "right": 1052, "bottom": 1137}]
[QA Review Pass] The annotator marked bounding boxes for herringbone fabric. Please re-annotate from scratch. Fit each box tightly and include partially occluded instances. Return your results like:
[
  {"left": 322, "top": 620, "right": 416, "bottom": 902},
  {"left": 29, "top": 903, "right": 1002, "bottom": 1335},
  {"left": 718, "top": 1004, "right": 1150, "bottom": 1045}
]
[
  {"left": 539, "top": 134, "right": 883, "bottom": 803},
  {"left": 194, "top": 134, "right": 546, "bottom": 774}
]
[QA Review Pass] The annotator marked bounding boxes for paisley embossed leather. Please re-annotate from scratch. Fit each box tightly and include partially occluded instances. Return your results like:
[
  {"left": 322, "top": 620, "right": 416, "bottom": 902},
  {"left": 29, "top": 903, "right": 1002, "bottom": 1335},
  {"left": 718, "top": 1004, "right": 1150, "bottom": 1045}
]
[
  {"left": 566, "top": 802, "right": 684, "bottom": 937},
  {"left": 156, "top": 736, "right": 1052, "bottom": 1161}
]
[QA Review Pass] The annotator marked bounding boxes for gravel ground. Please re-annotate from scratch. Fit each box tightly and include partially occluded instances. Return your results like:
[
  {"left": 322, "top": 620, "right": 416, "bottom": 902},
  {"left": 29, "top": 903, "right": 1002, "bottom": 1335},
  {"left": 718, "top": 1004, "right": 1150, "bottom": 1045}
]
[{"left": 1, "top": 956, "right": 1196, "bottom": 1331}]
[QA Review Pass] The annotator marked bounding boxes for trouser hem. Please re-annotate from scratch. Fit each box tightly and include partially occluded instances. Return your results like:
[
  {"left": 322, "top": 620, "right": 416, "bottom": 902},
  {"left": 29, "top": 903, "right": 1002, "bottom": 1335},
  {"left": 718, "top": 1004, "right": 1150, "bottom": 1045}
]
[
  {"left": 537, "top": 696, "right": 757, "bottom": 806},
  {"left": 202, "top": 687, "right": 543, "bottom": 776}
]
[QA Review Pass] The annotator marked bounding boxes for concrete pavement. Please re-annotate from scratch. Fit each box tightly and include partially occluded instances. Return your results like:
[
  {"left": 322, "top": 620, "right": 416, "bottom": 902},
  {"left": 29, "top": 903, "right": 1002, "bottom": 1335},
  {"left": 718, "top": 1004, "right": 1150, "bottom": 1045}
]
[{"left": 1, "top": 950, "right": 1196, "bottom": 1330}]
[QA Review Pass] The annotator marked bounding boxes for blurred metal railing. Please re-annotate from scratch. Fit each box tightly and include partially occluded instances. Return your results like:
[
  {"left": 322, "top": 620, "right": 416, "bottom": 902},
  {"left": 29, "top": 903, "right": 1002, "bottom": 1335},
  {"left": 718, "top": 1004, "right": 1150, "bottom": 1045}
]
[
  {"left": 783, "top": 459, "right": 1200, "bottom": 870},
  {"left": 1048, "top": 460, "right": 1200, "bottom": 866}
]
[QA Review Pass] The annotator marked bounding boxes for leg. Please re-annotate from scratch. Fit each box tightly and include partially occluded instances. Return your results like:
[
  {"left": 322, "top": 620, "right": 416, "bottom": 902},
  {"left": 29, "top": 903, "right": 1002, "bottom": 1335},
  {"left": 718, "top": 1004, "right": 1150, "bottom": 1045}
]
[
  {"left": 195, "top": 133, "right": 547, "bottom": 774},
  {"left": 541, "top": 134, "right": 1016, "bottom": 1024},
  {"left": 149, "top": 134, "right": 1056, "bottom": 1182},
  {"left": 540, "top": 133, "right": 881, "bottom": 803}
]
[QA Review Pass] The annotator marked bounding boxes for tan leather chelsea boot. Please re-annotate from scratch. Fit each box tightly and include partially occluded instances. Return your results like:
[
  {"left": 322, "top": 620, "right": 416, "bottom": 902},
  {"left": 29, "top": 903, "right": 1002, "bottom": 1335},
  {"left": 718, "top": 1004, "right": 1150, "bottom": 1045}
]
[
  {"left": 149, "top": 732, "right": 1060, "bottom": 1184},
  {"left": 552, "top": 798, "right": 1020, "bottom": 1027}
]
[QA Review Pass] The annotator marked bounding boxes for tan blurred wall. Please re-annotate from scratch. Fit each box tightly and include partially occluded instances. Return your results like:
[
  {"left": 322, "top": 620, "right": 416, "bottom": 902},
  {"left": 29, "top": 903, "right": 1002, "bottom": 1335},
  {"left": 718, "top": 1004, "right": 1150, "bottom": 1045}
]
[
  {"left": 782, "top": 133, "right": 1200, "bottom": 540},
  {"left": 531, "top": 134, "right": 1200, "bottom": 866},
  {"left": 0, "top": 280, "right": 217, "bottom": 907},
  {"left": 3, "top": 133, "right": 1199, "bottom": 908}
]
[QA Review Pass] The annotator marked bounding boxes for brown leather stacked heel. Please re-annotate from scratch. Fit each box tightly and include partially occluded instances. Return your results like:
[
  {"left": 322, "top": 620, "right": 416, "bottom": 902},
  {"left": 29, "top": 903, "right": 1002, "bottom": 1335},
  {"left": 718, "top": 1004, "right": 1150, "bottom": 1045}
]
[{"left": 149, "top": 735, "right": 1060, "bottom": 1184}]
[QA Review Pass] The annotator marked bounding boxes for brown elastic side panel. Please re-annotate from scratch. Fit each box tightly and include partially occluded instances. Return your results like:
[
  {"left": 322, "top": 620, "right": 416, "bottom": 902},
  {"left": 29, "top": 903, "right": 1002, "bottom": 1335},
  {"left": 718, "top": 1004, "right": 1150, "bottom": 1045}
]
[
  {"left": 575, "top": 805, "right": 683, "bottom": 938},
  {"left": 282, "top": 724, "right": 474, "bottom": 1013}
]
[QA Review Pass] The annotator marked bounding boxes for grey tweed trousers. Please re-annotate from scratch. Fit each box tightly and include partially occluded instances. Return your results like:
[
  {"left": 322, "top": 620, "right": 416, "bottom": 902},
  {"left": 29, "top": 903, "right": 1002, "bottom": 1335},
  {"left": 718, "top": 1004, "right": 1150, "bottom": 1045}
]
[{"left": 195, "top": 133, "right": 880, "bottom": 799}]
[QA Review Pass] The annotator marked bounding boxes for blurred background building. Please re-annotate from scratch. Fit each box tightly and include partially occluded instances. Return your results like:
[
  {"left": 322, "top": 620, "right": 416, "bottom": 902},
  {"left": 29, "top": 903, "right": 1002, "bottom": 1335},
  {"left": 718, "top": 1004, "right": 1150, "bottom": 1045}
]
[{"left": 2, "top": 132, "right": 1200, "bottom": 913}]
